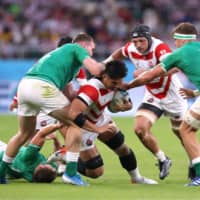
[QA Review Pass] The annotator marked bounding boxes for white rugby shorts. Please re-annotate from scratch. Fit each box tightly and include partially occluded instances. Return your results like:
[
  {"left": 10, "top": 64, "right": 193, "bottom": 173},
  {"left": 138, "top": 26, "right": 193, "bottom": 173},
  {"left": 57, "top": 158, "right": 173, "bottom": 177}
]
[
  {"left": 81, "top": 113, "right": 118, "bottom": 151},
  {"left": 17, "top": 78, "right": 70, "bottom": 116}
]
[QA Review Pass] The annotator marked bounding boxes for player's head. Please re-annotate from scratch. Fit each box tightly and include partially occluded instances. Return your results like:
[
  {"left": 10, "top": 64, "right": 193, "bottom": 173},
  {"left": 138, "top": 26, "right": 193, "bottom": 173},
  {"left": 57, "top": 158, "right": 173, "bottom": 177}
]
[
  {"left": 73, "top": 33, "right": 95, "bottom": 56},
  {"left": 131, "top": 24, "right": 152, "bottom": 54},
  {"left": 101, "top": 60, "right": 127, "bottom": 90},
  {"left": 57, "top": 36, "right": 73, "bottom": 47},
  {"left": 172, "top": 22, "right": 198, "bottom": 48},
  {"left": 33, "top": 164, "right": 57, "bottom": 183}
]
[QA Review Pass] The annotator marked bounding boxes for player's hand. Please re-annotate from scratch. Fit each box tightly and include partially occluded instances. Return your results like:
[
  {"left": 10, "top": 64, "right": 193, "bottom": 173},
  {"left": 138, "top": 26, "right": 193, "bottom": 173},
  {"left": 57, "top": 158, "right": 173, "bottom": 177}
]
[
  {"left": 9, "top": 100, "right": 18, "bottom": 111},
  {"left": 46, "top": 132, "right": 57, "bottom": 140},
  {"left": 179, "top": 88, "right": 196, "bottom": 99},
  {"left": 119, "top": 82, "right": 129, "bottom": 90},
  {"left": 114, "top": 99, "right": 133, "bottom": 112},
  {"left": 97, "top": 123, "right": 117, "bottom": 134}
]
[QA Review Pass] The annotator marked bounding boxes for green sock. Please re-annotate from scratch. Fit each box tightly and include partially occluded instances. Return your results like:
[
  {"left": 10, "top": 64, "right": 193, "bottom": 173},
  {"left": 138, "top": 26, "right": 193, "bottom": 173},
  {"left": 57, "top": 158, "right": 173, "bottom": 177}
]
[
  {"left": 65, "top": 162, "right": 77, "bottom": 177},
  {"left": 0, "top": 161, "right": 8, "bottom": 177},
  {"left": 193, "top": 162, "right": 200, "bottom": 177}
]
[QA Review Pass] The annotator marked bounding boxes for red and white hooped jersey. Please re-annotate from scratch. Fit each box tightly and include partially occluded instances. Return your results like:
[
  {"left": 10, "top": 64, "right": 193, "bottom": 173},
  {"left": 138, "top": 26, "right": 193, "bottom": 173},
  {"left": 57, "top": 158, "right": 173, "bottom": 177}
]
[
  {"left": 122, "top": 37, "right": 177, "bottom": 99},
  {"left": 76, "top": 67, "right": 87, "bottom": 86},
  {"left": 78, "top": 78, "right": 114, "bottom": 123}
]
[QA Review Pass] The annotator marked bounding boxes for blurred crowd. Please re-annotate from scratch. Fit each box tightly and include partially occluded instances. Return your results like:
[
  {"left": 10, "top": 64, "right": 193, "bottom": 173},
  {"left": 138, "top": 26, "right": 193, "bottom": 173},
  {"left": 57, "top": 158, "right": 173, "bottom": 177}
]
[{"left": 0, "top": 0, "right": 200, "bottom": 60}]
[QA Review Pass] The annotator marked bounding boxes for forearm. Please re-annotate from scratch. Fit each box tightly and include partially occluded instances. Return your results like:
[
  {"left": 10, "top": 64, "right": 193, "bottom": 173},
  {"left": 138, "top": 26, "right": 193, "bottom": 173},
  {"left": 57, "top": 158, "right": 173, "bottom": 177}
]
[
  {"left": 127, "top": 72, "right": 153, "bottom": 89},
  {"left": 82, "top": 120, "right": 99, "bottom": 133}
]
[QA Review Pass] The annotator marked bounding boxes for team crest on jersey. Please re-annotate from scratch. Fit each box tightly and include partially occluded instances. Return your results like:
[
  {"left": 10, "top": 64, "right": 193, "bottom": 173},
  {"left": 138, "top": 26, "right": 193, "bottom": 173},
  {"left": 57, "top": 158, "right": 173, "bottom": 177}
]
[
  {"left": 86, "top": 139, "right": 93, "bottom": 146},
  {"left": 40, "top": 120, "right": 47, "bottom": 127},
  {"left": 148, "top": 61, "right": 154, "bottom": 68},
  {"left": 147, "top": 98, "right": 154, "bottom": 103}
]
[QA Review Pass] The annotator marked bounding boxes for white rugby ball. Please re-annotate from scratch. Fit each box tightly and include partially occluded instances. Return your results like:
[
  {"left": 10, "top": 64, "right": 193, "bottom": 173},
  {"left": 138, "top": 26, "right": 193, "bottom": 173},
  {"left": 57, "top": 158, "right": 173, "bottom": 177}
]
[{"left": 108, "top": 90, "right": 131, "bottom": 113}]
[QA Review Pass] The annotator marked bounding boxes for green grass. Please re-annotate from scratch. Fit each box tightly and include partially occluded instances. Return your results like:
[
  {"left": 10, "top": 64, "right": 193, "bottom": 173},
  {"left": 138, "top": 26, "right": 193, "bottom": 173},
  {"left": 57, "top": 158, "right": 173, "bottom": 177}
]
[{"left": 0, "top": 115, "right": 199, "bottom": 200}]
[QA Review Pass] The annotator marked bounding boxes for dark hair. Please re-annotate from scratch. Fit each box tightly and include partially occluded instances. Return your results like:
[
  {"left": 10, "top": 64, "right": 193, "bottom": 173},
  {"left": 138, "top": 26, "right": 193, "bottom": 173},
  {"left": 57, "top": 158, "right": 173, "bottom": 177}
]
[
  {"left": 33, "top": 166, "right": 56, "bottom": 183},
  {"left": 103, "top": 60, "right": 127, "bottom": 79},
  {"left": 172, "top": 22, "right": 198, "bottom": 35},
  {"left": 57, "top": 36, "right": 73, "bottom": 47},
  {"left": 73, "top": 33, "right": 93, "bottom": 43}
]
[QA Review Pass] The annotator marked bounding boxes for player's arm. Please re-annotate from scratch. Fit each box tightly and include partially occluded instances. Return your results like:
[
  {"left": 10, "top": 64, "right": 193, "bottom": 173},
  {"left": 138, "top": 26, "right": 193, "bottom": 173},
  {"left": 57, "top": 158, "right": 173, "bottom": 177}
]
[
  {"left": 62, "top": 82, "right": 77, "bottom": 101},
  {"left": 9, "top": 95, "right": 18, "bottom": 111},
  {"left": 83, "top": 57, "right": 104, "bottom": 76},
  {"left": 67, "top": 90, "right": 116, "bottom": 134},
  {"left": 179, "top": 88, "right": 200, "bottom": 99},
  {"left": 103, "top": 47, "right": 125, "bottom": 63},
  {"left": 66, "top": 98, "right": 102, "bottom": 133},
  {"left": 126, "top": 64, "right": 166, "bottom": 89},
  {"left": 30, "top": 123, "right": 63, "bottom": 147}
]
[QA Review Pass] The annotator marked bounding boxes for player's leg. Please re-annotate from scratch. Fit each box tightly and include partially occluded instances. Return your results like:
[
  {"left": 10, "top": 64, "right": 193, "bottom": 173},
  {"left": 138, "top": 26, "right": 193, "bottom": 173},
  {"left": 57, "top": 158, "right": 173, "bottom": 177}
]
[
  {"left": 98, "top": 128, "right": 157, "bottom": 184},
  {"left": 0, "top": 115, "right": 36, "bottom": 183},
  {"left": 0, "top": 79, "right": 38, "bottom": 183},
  {"left": 61, "top": 126, "right": 88, "bottom": 186},
  {"left": 180, "top": 107, "right": 200, "bottom": 186},
  {"left": 134, "top": 103, "right": 171, "bottom": 180},
  {"left": 78, "top": 146, "right": 104, "bottom": 178}
]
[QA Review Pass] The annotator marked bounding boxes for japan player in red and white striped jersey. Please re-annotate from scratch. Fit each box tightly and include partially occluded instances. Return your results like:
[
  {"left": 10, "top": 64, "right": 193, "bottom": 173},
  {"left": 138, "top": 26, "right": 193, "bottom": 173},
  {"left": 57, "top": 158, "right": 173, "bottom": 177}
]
[{"left": 103, "top": 24, "right": 188, "bottom": 180}]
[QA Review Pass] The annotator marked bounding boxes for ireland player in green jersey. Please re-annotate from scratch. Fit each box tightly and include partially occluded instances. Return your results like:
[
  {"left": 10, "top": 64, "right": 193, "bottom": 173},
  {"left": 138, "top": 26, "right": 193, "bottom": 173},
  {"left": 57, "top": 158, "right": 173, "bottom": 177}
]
[
  {"left": 0, "top": 123, "right": 62, "bottom": 183},
  {"left": 0, "top": 33, "right": 115, "bottom": 184},
  {"left": 122, "top": 22, "right": 200, "bottom": 186}
]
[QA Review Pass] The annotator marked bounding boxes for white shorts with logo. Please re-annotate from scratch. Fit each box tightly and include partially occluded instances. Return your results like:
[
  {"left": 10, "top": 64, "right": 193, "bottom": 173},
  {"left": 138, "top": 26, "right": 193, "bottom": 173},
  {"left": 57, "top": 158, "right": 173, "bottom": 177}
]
[
  {"left": 136, "top": 76, "right": 188, "bottom": 121},
  {"left": 36, "top": 112, "right": 58, "bottom": 130},
  {"left": 81, "top": 113, "right": 116, "bottom": 151},
  {"left": 17, "top": 78, "right": 70, "bottom": 116}
]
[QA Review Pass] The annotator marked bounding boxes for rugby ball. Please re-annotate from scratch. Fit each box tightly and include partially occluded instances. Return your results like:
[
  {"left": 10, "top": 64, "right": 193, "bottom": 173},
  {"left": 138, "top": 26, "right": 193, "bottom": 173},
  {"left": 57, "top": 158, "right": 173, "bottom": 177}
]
[{"left": 108, "top": 90, "right": 131, "bottom": 113}]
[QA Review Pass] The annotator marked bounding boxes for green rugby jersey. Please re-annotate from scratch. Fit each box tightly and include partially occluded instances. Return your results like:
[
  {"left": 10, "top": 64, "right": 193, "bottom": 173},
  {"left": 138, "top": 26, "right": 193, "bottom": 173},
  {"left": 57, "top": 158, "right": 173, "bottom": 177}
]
[
  {"left": 161, "top": 41, "right": 200, "bottom": 90},
  {"left": 0, "top": 144, "right": 57, "bottom": 182},
  {"left": 25, "top": 43, "right": 89, "bottom": 90}
]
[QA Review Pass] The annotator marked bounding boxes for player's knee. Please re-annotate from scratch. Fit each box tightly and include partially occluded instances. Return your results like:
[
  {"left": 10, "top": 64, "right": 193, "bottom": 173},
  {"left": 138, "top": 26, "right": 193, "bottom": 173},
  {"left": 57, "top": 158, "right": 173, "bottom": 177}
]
[
  {"left": 87, "top": 167, "right": 104, "bottom": 178},
  {"left": 79, "top": 155, "right": 104, "bottom": 178},
  {"left": 134, "top": 125, "right": 146, "bottom": 140},
  {"left": 115, "top": 143, "right": 130, "bottom": 156},
  {"left": 103, "top": 131, "right": 125, "bottom": 150}
]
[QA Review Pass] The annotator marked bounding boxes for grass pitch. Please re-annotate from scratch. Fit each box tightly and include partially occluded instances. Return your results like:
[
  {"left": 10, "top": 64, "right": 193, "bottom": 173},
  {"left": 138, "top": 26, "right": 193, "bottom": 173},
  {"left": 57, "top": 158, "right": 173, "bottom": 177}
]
[{"left": 0, "top": 115, "right": 199, "bottom": 200}]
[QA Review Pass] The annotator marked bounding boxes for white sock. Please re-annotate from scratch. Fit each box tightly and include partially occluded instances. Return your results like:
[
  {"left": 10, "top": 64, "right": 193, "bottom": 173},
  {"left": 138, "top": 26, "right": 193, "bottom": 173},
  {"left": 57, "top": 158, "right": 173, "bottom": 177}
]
[
  {"left": 65, "top": 152, "right": 79, "bottom": 163},
  {"left": 192, "top": 157, "right": 200, "bottom": 165},
  {"left": 155, "top": 150, "right": 166, "bottom": 162},
  {"left": 128, "top": 168, "right": 142, "bottom": 180},
  {"left": 2, "top": 153, "right": 14, "bottom": 163}
]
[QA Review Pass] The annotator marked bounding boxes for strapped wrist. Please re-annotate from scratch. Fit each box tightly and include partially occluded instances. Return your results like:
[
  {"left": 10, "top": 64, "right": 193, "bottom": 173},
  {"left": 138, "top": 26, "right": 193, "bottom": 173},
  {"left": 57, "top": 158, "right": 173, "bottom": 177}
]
[{"left": 193, "top": 89, "right": 200, "bottom": 97}]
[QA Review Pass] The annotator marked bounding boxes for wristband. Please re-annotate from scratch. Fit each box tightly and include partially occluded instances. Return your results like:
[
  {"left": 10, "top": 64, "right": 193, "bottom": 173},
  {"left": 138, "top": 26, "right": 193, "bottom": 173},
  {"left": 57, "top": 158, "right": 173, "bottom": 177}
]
[{"left": 193, "top": 89, "right": 200, "bottom": 97}]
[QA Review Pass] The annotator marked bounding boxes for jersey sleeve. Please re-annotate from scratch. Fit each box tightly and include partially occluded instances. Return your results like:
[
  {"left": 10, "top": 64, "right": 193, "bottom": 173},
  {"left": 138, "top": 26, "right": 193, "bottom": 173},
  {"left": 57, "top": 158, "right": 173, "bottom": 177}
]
[
  {"left": 21, "top": 144, "right": 41, "bottom": 161},
  {"left": 155, "top": 43, "right": 171, "bottom": 62},
  {"left": 161, "top": 48, "right": 182, "bottom": 71},
  {"left": 75, "top": 45, "right": 90, "bottom": 63},
  {"left": 121, "top": 42, "right": 132, "bottom": 57},
  {"left": 78, "top": 85, "right": 99, "bottom": 106},
  {"left": 76, "top": 68, "right": 87, "bottom": 85}
]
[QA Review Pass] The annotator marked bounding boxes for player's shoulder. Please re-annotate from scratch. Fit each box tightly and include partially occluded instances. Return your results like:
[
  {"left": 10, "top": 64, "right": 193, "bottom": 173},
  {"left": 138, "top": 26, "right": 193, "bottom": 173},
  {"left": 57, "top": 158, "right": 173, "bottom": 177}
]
[
  {"left": 152, "top": 37, "right": 166, "bottom": 48},
  {"left": 152, "top": 37, "right": 171, "bottom": 55},
  {"left": 78, "top": 78, "right": 102, "bottom": 96},
  {"left": 87, "top": 78, "right": 104, "bottom": 89}
]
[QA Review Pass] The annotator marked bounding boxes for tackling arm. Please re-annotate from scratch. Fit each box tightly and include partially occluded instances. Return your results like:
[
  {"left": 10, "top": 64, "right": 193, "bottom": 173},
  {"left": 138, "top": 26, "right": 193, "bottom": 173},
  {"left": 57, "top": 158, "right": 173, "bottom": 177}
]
[
  {"left": 30, "top": 123, "right": 63, "bottom": 147},
  {"left": 127, "top": 64, "right": 166, "bottom": 89},
  {"left": 83, "top": 57, "right": 105, "bottom": 76},
  {"left": 103, "top": 48, "right": 125, "bottom": 63},
  {"left": 67, "top": 98, "right": 116, "bottom": 134}
]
